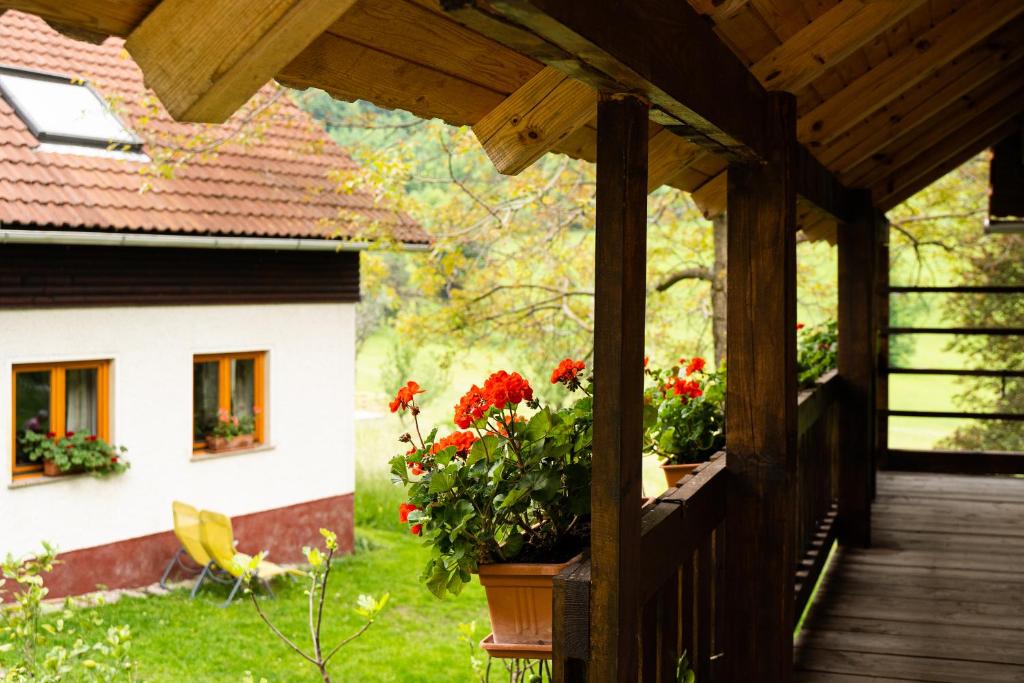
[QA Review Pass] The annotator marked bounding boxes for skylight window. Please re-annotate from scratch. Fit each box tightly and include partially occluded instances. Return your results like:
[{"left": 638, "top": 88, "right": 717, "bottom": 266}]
[{"left": 0, "top": 66, "right": 141, "bottom": 152}]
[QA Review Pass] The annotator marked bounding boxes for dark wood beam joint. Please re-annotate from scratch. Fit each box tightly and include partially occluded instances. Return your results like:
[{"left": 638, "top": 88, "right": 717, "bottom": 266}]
[
  {"left": 797, "top": 147, "right": 859, "bottom": 223},
  {"left": 444, "top": 0, "right": 769, "bottom": 162}
]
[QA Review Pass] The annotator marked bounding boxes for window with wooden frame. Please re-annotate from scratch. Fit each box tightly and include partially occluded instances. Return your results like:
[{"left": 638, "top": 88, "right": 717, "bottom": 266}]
[
  {"left": 11, "top": 360, "right": 111, "bottom": 479},
  {"left": 193, "top": 352, "right": 265, "bottom": 452}
]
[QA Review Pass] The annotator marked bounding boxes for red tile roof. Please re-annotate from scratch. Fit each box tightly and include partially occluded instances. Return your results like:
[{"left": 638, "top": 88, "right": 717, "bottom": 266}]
[{"left": 0, "top": 12, "right": 429, "bottom": 245}]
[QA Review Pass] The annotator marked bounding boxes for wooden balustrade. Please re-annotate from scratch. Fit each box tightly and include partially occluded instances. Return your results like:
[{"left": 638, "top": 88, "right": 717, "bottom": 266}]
[
  {"left": 794, "top": 370, "right": 841, "bottom": 618},
  {"left": 552, "top": 453, "right": 728, "bottom": 682}
]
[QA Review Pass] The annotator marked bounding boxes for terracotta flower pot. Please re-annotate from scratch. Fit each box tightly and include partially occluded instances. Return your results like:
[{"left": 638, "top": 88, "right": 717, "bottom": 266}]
[
  {"left": 477, "top": 554, "right": 582, "bottom": 646},
  {"left": 42, "top": 458, "right": 83, "bottom": 477},
  {"left": 205, "top": 434, "right": 255, "bottom": 452},
  {"left": 661, "top": 462, "right": 701, "bottom": 489}
]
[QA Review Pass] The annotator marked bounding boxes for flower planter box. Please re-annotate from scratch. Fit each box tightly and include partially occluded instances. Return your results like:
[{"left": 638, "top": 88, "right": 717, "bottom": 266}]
[
  {"left": 477, "top": 554, "right": 582, "bottom": 646},
  {"left": 661, "top": 462, "right": 701, "bottom": 489},
  {"left": 204, "top": 434, "right": 255, "bottom": 452},
  {"left": 42, "top": 458, "right": 84, "bottom": 477}
]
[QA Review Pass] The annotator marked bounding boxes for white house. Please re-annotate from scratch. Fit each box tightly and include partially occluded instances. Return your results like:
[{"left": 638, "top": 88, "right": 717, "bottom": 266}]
[{"left": 0, "top": 12, "right": 427, "bottom": 597}]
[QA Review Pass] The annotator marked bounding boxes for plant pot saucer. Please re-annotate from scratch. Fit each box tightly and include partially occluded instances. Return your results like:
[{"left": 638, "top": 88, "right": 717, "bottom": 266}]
[{"left": 480, "top": 633, "right": 552, "bottom": 660}]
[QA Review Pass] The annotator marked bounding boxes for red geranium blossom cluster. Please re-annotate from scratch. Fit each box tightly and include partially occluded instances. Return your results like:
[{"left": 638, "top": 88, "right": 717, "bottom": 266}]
[
  {"left": 679, "top": 356, "right": 704, "bottom": 376},
  {"left": 550, "top": 358, "right": 585, "bottom": 388},
  {"left": 453, "top": 371, "right": 533, "bottom": 428},
  {"left": 666, "top": 376, "right": 703, "bottom": 400},
  {"left": 398, "top": 502, "right": 421, "bottom": 535},
  {"left": 430, "top": 430, "right": 478, "bottom": 457},
  {"left": 454, "top": 384, "right": 489, "bottom": 429},
  {"left": 390, "top": 381, "right": 424, "bottom": 413}
]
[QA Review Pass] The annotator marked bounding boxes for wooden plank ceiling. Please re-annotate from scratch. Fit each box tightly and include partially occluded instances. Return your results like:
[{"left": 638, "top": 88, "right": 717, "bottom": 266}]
[{"left": 2, "top": 0, "right": 1022, "bottom": 242}]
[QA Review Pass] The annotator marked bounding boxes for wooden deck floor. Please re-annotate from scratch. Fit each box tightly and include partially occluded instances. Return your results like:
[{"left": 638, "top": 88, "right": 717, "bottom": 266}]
[{"left": 796, "top": 471, "right": 1024, "bottom": 683}]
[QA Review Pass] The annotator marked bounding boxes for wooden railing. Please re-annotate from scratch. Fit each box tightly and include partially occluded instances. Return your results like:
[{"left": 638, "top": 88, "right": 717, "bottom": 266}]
[
  {"left": 552, "top": 453, "right": 728, "bottom": 682},
  {"left": 794, "top": 370, "right": 841, "bottom": 618},
  {"left": 550, "top": 373, "right": 842, "bottom": 680}
]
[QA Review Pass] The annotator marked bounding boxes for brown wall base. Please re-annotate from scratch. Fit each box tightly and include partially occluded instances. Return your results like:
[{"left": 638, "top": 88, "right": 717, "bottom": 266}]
[{"left": 44, "top": 493, "right": 354, "bottom": 598}]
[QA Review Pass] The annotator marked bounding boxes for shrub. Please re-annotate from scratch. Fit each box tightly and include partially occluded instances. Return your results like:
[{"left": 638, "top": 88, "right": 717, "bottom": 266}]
[
  {"left": 19, "top": 432, "right": 129, "bottom": 477},
  {"left": 797, "top": 320, "right": 838, "bottom": 388},
  {"left": 0, "top": 543, "right": 134, "bottom": 681}
]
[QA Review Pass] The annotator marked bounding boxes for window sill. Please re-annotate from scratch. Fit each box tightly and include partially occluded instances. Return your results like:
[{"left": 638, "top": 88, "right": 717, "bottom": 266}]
[
  {"left": 9, "top": 472, "right": 89, "bottom": 489},
  {"left": 191, "top": 443, "right": 275, "bottom": 462}
]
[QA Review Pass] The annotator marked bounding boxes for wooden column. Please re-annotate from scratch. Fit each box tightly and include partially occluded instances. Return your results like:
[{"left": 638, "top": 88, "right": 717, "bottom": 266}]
[
  {"left": 837, "top": 191, "right": 877, "bottom": 546},
  {"left": 589, "top": 93, "right": 649, "bottom": 682},
  {"left": 723, "top": 92, "right": 798, "bottom": 682},
  {"left": 873, "top": 212, "right": 891, "bottom": 495}
]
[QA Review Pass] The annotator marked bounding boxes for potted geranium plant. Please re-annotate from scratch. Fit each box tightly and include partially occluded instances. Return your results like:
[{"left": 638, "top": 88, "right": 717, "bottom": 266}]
[
  {"left": 389, "top": 360, "right": 592, "bottom": 648},
  {"left": 797, "top": 320, "right": 838, "bottom": 389},
  {"left": 20, "top": 430, "right": 129, "bottom": 478},
  {"left": 644, "top": 356, "right": 726, "bottom": 488},
  {"left": 205, "top": 408, "right": 257, "bottom": 452}
]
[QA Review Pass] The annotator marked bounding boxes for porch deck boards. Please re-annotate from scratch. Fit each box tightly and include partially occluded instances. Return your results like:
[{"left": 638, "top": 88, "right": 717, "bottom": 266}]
[{"left": 795, "top": 472, "right": 1024, "bottom": 683}]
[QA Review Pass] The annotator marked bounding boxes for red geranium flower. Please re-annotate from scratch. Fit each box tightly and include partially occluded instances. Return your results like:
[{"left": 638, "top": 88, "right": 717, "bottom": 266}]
[
  {"left": 482, "top": 371, "right": 533, "bottom": 410},
  {"left": 389, "top": 381, "right": 424, "bottom": 413},
  {"left": 410, "top": 524, "right": 422, "bottom": 536},
  {"left": 110, "top": 456, "right": 119, "bottom": 463},
  {"left": 398, "top": 502, "right": 417, "bottom": 523},
  {"left": 431, "top": 430, "right": 478, "bottom": 457},
  {"left": 408, "top": 461, "right": 425, "bottom": 476},
  {"left": 644, "top": 356, "right": 649, "bottom": 367},
  {"left": 87, "top": 435, "right": 98, "bottom": 442},
  {"left": 46, "top": 431, "right": 56, "bottom": 438},
  {"left": 454, "top": 384, "right": 490, "bottom": 429},
  {"left": 550, "top": 358, "right": 585, "bottom": 387},
  {"left": 66, "top": 431, "right": 75, "bottom": 438},
  {"left": 685, "top": 357, "right": 706, "bottom": 376},
  {"left": 666, "top": 377, "right": 703, "bottom": 400},
  {"left": 796, "top": 322, "right": 806, "bottom": 330}
]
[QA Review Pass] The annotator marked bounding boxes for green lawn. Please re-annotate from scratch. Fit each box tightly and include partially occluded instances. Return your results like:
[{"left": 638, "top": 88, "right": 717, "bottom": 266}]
[{"left": 71, "top": 529, "right": 490, "bottom": 682}]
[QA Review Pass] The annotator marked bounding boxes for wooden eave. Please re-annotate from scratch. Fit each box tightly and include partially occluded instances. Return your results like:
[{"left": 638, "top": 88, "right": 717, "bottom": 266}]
[{"left": 4, "top": 0, "right": 1022, "bottom": 240}]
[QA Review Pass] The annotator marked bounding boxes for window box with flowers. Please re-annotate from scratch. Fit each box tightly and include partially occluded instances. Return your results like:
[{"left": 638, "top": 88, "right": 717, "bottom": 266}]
[
  {"left": 204, "top": 408, "right": 258, "bottom": 452},
  {"left": 797, "top": 320, "right": 838, "bottom": 389},
  {"left": 19, "top": 430, "right": 129, "bottom": 478},
  {"left": 389, "top": 360, "right": 593, "bottom": 650},
  {"left": 644, "top": 356, "right": 726, "bottom": 489}
]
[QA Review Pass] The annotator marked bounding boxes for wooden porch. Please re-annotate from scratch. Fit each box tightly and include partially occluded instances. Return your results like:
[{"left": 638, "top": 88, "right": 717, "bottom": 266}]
[
  {"left": 2, "top": 1, "right": 1021, "bottom": 680},
  {"left": 796, "top": 472, "right": 1024, "bottom": 683}
]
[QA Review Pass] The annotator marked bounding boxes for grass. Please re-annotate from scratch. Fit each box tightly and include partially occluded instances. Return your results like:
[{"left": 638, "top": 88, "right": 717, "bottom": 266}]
[{"left": 64, "top": 529, "right": 490, "bottom": 682}]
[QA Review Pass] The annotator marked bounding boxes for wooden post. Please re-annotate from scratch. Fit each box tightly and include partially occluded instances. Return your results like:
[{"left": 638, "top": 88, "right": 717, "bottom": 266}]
[
  {"left": 722, "top": 92, "right": 798, "bottom": 682},
  {"left": 874, "top": 212, "right": 891, "bottom": 486},
  {"left": 837, "top": 191, "right": 876, "bottom": 546},
  {"left": 589, "top": 92, "right": 649, "bottom": 682}
]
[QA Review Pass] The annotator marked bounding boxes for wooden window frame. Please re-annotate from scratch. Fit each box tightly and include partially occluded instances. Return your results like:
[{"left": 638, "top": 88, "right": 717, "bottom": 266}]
[
  {"left": 11, "top": 359, "right": 111, "bottom": 480},
  {"left": 192, "top": 351, "right": 266, "bottom": 452}
]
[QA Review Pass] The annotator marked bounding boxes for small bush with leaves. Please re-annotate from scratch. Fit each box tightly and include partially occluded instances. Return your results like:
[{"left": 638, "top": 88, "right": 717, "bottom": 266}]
[
  {"left": 19, "top": 431, "right": 128, "bottom": 477},
  {"left": 796, "top": 320, "right": 838, "bottom": 388},
  {"left": 235, "top": 529, "right": 388, "bottom": 683},
  {"left": 0, "top": 543, "right": 134, "bottom": 682}
]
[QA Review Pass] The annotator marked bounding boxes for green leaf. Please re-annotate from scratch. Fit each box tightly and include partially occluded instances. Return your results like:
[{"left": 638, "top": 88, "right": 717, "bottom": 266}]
[{"left": 467, "top": 435, "right": 499, "bottom": 466}]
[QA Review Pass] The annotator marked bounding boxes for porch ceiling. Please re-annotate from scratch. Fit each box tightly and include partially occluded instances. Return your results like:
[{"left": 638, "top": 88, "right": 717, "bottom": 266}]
[{"left": 3, "top": 0, "right": 1022, "bottom": 242}]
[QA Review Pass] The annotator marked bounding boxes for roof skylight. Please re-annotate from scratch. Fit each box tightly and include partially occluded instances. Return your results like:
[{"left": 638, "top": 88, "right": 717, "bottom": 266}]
[{"left": 0, "top": 66, "right": 141, "bottom": 152}]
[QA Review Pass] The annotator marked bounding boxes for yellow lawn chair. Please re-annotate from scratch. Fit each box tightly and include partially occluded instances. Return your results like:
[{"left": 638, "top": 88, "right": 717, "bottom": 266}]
[
  {"left": 197, "top": 509, "right": 305, "bottom": 607},
  {"left": 160, "top": 501, "right": 229, "bottom": 597}
]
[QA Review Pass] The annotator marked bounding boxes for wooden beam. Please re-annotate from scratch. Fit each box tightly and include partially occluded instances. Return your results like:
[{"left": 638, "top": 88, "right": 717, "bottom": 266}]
[
  {"left": 819, "top": 20, "right": 1024, "bottom": 170},
  {"left": 445, "top": 0, "right": 773, "bottom": 161},
  {"left": 723, "top": 92, "right": 798, "bottom": 681},
  {"left": 837, "top": 191, "right": 876, "bottom": 547},
  {"left": 0, "top": 0, "right": 153, "bottom": 37},
  {"left": 846, "top": 81, "right": 1024, "bottom": 187},
  {"left": 646, "top": 127, "right": 702, "bottom": 192},
  {"left": 686, "top": 0, "right": 749, "bottom": 22},
  {"left": 472, "top": 67, "right": 596, "bottom": 175},
  {"left": 877, "top": 119, "right": 1020, "bottom": 210},
  {"left": 798, "top": 0, "right": 1024, "bottom": 148},
  {"left": 279, "top": 31, "right": 503, "bottom": 127},
  {"left": 752, "top": 0, "right": 928, "bottom": 94},
  {"left": 873, "top": 210, "right": 890, "bottom": 487},
  {"left": 125, "top": 0, "right": 357, "bottom": 123},
  {"left": 590, "top": 93, "right": 649, "bottom": 682},
  {"left": 327, "top": 0, "right": 542, "bottom": 97},
  {"left": 691, "top": 171, "right": 727, "bottom": 219},
  {"left": 871, "top": 98, "right": 1024, "bottom": 207}
]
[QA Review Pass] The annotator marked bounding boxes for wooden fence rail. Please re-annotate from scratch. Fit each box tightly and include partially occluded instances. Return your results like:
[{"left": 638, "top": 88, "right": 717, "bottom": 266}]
[
  {"left": 551, "top": 372, "right": 842, "bottom": 680},
  {"left": 794, "top": 370, "right": 841, "bottom": 618}
]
